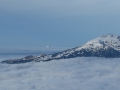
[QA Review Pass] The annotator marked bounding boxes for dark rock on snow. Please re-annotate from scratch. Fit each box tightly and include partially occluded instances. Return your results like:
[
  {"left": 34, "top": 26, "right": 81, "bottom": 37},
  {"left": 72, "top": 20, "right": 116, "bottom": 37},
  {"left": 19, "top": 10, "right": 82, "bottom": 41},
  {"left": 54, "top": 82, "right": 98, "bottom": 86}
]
[{"left": 2, "top": 34, "right": 120, "bottom": 64}]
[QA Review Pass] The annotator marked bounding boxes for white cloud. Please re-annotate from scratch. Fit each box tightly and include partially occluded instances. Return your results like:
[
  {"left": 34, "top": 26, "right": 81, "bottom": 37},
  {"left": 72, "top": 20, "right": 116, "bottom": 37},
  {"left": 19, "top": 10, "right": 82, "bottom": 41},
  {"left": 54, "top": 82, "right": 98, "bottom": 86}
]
[{"left": 0, "top": 57, "right": 120, "bottom": 90}]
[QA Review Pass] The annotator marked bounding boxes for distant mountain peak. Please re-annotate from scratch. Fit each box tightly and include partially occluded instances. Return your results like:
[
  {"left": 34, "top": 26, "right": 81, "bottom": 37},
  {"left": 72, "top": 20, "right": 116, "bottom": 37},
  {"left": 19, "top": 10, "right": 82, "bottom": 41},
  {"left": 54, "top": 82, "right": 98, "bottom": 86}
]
[
  {"left": 2, "top": 34, "right": 120, "bottom": 64},
  {"left": 76, "top": 34, "right": 120, "bottom": 51},
  {"left": 101, "top": 34, "right": 120, "bottom": 37}
]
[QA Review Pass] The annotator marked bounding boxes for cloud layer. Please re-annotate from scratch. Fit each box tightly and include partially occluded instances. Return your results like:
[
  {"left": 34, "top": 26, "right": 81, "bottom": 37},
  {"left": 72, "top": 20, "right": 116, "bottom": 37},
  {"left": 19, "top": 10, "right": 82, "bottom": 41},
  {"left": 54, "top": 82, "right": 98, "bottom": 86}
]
[{"left": 0, "top": 57, "right": 120, "bottom": 90}]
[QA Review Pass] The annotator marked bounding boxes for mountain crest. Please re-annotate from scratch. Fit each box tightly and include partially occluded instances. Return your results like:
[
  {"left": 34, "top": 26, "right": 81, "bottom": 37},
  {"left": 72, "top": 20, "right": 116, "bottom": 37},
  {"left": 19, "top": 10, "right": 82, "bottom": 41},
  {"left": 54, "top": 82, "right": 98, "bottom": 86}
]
[
  {"left": 2, "top": 34, "right": 120, "bottom": 64},
  {"left": 102, "top": 34, "right": 118, "bottom": 37}
]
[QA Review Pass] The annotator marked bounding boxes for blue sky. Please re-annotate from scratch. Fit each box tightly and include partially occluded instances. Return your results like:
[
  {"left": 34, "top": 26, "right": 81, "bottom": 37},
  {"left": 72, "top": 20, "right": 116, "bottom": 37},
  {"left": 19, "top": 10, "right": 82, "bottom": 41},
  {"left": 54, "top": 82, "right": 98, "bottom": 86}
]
[{"left": 0, "top": 0, "right": 120, "bottom": 49}]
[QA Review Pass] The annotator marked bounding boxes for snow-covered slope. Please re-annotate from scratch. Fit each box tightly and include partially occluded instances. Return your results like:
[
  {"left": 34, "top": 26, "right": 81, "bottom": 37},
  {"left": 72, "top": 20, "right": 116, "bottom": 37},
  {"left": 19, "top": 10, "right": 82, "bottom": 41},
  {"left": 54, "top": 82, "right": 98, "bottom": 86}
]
[
  {"left": 77, "top": 34, "right": 120, "bottom": 51},
  {"left": 2, "top": 34, "right": 120, "bottom": 64},
  {"left": 40, "top": 34, "right": 120, "bottom": 60}
]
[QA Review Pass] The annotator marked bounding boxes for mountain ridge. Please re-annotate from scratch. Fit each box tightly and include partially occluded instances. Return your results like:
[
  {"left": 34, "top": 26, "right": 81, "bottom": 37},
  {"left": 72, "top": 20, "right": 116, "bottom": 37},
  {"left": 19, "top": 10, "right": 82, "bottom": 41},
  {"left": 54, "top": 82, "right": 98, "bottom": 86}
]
[{"left": 2, "top": 34, "right": 120, "bottom": 64}]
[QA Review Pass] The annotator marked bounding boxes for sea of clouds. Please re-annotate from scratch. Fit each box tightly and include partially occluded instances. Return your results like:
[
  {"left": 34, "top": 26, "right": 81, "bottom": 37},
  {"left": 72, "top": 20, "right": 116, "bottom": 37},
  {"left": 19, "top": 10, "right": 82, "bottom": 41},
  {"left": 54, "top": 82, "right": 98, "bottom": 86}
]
[{"left": 0, "top": 57, "right": 120, "bottom": 90}]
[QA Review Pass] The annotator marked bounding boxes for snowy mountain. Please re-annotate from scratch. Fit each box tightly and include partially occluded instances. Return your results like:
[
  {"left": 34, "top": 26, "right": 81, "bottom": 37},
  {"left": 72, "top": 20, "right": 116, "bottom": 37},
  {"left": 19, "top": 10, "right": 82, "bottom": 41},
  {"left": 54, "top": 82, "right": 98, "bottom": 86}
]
[{"left": 2, "top": 34, "right": 120, "bottom": 64}]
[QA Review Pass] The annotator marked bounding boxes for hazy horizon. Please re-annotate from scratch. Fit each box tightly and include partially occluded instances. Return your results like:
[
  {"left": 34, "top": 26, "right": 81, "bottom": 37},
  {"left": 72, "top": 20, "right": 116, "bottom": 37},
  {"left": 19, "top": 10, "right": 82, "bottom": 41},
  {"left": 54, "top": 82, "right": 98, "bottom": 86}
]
[{"left": 1, "top": 0, "right": 120, "bottom": 49}]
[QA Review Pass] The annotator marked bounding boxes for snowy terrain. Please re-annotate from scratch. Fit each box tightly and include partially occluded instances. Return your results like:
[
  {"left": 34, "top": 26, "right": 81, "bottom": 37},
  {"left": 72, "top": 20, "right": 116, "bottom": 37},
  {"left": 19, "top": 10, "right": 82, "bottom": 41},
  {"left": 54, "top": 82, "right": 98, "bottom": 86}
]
[
  {"left": 25, "top": 34, "right": 120, "bottom": 61},
  {"left": 2, "top": 34, "right": 120, "bottom": 64},
  {"left": 1, "top": 57, "right": 120, "bottom": 90},
  {"left": 76, "top": 34, "right": 120, "bottom": 50}
]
